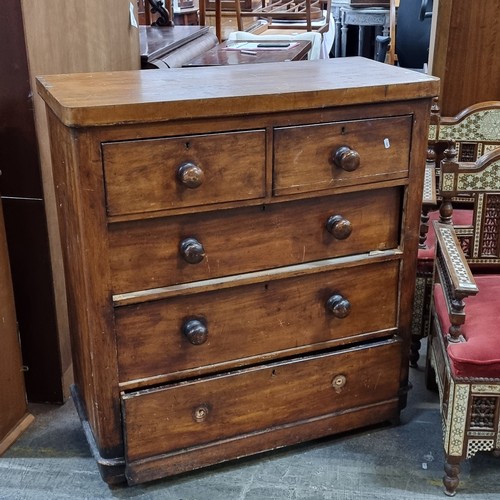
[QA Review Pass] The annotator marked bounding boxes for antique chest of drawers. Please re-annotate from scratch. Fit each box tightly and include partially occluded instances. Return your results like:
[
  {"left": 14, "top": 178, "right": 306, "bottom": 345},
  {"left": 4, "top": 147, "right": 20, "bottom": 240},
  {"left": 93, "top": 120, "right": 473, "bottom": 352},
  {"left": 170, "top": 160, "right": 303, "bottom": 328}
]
[{"left": 37, "top": 57, "right": 439, "bottom": 485}]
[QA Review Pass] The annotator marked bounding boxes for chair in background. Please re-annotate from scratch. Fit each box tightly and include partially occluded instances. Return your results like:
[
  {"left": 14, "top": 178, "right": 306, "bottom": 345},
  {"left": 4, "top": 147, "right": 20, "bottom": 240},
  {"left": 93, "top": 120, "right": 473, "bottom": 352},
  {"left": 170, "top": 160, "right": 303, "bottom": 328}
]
[
  {"left": 200, "top": 0, "right": 332, "bottom": 42},
  {"left": 426, "top": 147, "right": 500, "bottom": 496},
  {"left": 338, "top": 3, "right": 391, "bottom": 60},
  {"left": 375, "top": 0, "right": 433, "bottom": 70},
  {"left": 141, "top": 0, "right": 175, "bottom": 26},
  {"left": 410, "top": 101, "right": 500, "bottom": 367}
]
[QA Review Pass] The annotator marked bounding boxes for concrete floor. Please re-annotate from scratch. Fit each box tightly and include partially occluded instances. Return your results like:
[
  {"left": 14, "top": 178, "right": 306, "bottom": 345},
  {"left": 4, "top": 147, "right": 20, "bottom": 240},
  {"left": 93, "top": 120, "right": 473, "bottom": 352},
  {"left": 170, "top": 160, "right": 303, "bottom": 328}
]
[{"left": 1, "top": 346, "right": 499, "bottom": 500}]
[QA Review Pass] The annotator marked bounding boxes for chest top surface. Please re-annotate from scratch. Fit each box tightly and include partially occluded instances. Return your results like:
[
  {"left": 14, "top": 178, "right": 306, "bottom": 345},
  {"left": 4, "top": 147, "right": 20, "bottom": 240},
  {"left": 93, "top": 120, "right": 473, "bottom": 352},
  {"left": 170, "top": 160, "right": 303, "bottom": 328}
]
[{"left": 36, "top": 57, "right": 439, "bottom": 127}]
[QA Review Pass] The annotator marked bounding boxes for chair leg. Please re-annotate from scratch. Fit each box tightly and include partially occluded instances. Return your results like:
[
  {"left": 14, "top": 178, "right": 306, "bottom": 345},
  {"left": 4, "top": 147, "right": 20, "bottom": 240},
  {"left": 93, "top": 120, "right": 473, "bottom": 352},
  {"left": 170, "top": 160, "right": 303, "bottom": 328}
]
[
  {"left": 409, "top": 334, "right": 421, "bottom": 368},
  {"left": 410, "top": 274, "right": 432, "bottom": 367},
  {"left": 423, "top": 317, "right": 439, "bottom": 391},
  {"left": 443, "top": 458, "right": 461, "bottom": 497},
  {"left": 424, "top": 346, "right": 438, "bottom": 392}
]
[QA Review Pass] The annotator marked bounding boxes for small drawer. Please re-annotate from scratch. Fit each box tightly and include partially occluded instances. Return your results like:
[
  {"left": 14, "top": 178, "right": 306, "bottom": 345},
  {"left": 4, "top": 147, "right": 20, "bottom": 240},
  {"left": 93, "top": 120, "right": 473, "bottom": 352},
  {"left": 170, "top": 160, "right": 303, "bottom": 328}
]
[
  {"left": 102, "top": 130, "right": 266, "bottom": 216},
  {"left": 108, "top": 187, "right": 401, "bottom": 294},
  {"left": 121, "top": 339, "right": 401, "bottom": 462},
  {"left": 273, "top": 115, "right": 412, "bottom": 196},
  {"left": 115, "top": 260, "right": 399, "bottom": 384}
]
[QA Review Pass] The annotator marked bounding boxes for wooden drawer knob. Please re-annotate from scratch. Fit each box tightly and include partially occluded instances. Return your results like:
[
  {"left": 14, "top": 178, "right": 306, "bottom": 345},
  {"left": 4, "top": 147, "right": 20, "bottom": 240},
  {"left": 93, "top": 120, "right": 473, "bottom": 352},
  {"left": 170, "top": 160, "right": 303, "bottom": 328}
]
[
  {"left": 177, "top": 162, "right": 205, "bottom": 188},
  {"left": 182, "top": 318, "right": 208, "bottom": 345},
  {"left": 326, "top": 215, "right": 352, "bottom": 240},
  {"left": 179, "top": 237, "right": 206, "bottom": 264},
  {"left": 333, "top": 146, "right": 360, "bottom": 172},
  {"left": 326, "top": 294, "right": 351, "bottom": 318}
]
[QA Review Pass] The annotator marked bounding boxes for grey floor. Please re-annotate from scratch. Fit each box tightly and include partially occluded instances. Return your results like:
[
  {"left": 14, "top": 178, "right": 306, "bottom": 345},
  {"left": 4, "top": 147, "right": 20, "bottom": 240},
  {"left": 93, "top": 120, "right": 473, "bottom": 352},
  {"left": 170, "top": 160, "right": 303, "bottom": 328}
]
[{"left": 1, "top": 343, "right": 499, "bottom": 500}]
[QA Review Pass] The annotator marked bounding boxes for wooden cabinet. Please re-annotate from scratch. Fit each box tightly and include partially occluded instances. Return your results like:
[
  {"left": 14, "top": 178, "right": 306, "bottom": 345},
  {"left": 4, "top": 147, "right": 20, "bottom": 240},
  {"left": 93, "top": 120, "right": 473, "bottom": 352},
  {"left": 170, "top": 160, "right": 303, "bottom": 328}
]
[
  {"left": 0, "top": 198, "right": 34, "bottom": 455},
  {"left": 37, "top": 58, "right": 438, "bottom": 484},
  {"left": 429, "top": 0, "right": 500, "bottom": 116},
  {"left": 0, "top": 0, "right": 141, "bottom": 403}
]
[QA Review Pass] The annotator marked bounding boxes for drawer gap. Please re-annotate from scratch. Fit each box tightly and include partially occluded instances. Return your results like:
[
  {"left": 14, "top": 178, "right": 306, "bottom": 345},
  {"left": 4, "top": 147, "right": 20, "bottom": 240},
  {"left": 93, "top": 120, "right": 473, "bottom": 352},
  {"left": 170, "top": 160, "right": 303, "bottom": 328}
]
[
  {"left": 120, "top": 334, "right": 400, "bottom": 395},
  {"left": 113, "top": 250, "right": 401, "bottom": 306}
]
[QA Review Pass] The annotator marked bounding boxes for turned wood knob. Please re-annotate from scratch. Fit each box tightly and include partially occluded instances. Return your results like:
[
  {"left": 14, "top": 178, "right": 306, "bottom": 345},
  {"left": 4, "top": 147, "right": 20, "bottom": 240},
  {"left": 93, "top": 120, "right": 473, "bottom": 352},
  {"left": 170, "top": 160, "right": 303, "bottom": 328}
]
[
  {"left": 326, "top": 294, "right": 351, "bottom": 318},
  {"left": 179, "top": 237, "right": 205, "bottom": 264},
  {"left": 333, "top": 146, "right": 361, "bottom": 172},
  {"left": 182, "top": 318, "right": 208, "bottom": 345},
  {"left": 326, "top": 215, "right": 352, "bottom": 240},
  {"left": 177, "top": 162, "right": 205, "bottom": 188}
]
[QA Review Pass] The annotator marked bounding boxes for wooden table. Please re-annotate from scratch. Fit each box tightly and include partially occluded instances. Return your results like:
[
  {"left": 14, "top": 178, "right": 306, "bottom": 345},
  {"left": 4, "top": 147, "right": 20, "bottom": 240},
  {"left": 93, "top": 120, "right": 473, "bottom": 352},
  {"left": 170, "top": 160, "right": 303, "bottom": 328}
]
[
  {"left": 140, "top": 25, "right": 210, "bottom": 66},
  {"left": 332, "top": 1, "right": 390, "bottom": 57},
  {"left": 140, "top": 25, "right": 220, "bottom": 68},
  {"left": 0, "top": 198, "right": 34, "bottom": 455},
  {"left": 183, "top": 39, "right": 312, "bottom": 66}
]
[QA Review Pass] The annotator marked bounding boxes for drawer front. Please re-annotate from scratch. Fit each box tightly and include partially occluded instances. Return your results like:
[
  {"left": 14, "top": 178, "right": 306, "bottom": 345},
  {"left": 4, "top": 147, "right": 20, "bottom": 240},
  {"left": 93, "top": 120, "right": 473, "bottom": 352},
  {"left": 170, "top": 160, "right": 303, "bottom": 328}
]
[
  {"left": 102, "top": 130, "right": 266, "bottom": 216},
  {"left": 116, "top": 260, "right": 399, "bottom": 384},
  {"left": 122, "top": 340, "right": 401, "bottom": 462},
  {"left": 109, "top": 187, "right": 401, "bottom": 293},
  {"left": 274, "top": 116, "right": 412, "bottom": 196}
]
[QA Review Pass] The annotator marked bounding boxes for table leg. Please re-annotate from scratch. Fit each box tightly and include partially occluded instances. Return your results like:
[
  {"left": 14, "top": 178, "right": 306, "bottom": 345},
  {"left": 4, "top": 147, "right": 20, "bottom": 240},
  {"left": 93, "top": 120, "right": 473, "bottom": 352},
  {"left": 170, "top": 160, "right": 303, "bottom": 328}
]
[
  {"left": 334, "top": 10, "right": 341, "bottom": 57},
  {"left": 341, "top": 13, "right": 348, "bottom": 57},
  {"left": 215, "top": 0, "right": 222, "bottom": 42},
  {"left": 358, "top": 26, "right": 364, "bottom": 56}
]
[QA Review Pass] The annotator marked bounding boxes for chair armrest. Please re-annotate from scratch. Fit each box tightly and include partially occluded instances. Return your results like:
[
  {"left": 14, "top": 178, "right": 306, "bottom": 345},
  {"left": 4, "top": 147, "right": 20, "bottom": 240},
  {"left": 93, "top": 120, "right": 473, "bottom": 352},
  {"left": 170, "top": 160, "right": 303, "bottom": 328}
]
[
  {"left": 422, "top": 161, "right": 437, "bottom": 206},
  {"left": 419, "top": 162, "right": 437, "bottom": 248},
  {"left": 433, "top": 221, "right": 478, "bottom": 342}
]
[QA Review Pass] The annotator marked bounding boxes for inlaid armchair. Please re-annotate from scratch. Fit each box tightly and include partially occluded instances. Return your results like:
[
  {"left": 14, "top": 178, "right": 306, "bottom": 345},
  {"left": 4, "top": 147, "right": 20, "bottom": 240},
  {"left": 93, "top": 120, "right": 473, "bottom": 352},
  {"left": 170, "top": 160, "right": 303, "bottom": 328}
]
[
  {"left": 425, "top": 147, "right": 500, "bottom": 496},
  {"left": 411, "top": 101, "right": 500, "bottom": 367}
]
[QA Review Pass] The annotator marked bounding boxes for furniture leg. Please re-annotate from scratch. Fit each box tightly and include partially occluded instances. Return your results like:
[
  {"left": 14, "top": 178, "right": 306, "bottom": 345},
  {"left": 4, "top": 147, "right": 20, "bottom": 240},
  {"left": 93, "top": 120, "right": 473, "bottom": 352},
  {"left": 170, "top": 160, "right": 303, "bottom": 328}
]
[
  {"left": 358, "top": 26, "right": 364, "bottom": 56},
  {"left": 341, "top": 16, "right": 348, "bottom": 57},
  {"left": 234, "top": 0, "right": 242, "bottom": 31},
  {"left": 334, "top": 8, "right": 341, "bottom": 57},
  {"left": 215, "top": 0, "right": 222, "bottom": 42},
  {"left": 409, "top": 335, "right": 421, "bottom": 368},
  {"left": 424, "top": 337, "right": 438, "bottom": 392},
  {"left": 444, "top": 458, "right": 461, "bottom": 497},
  {"left": 199, "top": 0, "right": 206, "bottom": 27}
]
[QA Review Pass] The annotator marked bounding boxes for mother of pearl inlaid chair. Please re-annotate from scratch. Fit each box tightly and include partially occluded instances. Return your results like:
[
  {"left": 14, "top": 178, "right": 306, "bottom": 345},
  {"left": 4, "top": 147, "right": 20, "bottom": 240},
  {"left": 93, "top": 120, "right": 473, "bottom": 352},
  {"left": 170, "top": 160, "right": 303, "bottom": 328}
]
[
  {"left": 412, "top": 101, "right": 500, "bottom": 367},
  {"left": 425, "top": 146, "right": 500, "bottom": 496}
]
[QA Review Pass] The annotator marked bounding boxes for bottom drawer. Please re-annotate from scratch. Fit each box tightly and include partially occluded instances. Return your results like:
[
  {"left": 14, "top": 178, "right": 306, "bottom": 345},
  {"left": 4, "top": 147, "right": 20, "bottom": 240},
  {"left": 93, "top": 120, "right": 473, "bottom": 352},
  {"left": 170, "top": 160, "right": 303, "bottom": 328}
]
[{"left": 122, "top": 339, "right": 402, "bottom": 473}]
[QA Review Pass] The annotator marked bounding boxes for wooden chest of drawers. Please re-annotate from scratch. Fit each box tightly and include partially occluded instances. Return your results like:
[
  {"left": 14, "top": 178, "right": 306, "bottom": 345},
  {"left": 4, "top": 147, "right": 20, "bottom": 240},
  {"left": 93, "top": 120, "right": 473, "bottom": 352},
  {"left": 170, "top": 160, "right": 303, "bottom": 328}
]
[{"left": 37, "top": 57, "right": 439, "bottom": 485}]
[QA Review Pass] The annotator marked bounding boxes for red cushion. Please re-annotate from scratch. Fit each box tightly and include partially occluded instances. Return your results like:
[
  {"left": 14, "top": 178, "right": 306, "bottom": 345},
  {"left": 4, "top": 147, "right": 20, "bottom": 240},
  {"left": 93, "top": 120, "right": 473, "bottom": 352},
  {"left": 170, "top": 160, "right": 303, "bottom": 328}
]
[
  {"left": 434, "top": 275, "right": 500, "bottom": 379},
  {"left": 417, "top": 209, "right": 473, "bottom": 272}
]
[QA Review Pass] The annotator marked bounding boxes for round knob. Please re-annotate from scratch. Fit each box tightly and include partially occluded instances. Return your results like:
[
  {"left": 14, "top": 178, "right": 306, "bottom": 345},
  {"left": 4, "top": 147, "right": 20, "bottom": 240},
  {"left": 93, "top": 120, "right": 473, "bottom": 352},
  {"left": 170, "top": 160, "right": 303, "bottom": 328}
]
[
  {"left": 177, "top": 162, "right": 205, "bottom": 188},
  {"left": 192, "top": 404, "right": 209, "bottom": 422},
  {"left": 333, "top": 146, "right": 361, "bottom": 172},
  {"left": 182, "top": 318, "right": 208, "bottom": 345},
  {"left": 332, "top": 374, "right": 347, "bottom": 393},
  {"left": 179, "top": 237, "right": 205, "bottom": 264},
  {"left": 326, "top": 294, "right": 351, "bottom": 319},
  {"left": 326, "top": 215, "right": 352, "bottom": 240}
]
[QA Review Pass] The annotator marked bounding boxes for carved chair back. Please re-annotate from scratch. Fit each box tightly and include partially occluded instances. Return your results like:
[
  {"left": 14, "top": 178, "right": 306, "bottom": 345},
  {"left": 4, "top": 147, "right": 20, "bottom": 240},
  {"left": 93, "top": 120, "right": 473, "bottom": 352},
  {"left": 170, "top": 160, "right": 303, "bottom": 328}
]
[
  {"left": 427, "top": 102, "right": 500, "bottom": 206},
  {"left": 439, "top": 146, "right": 500, "bottom": 268}
]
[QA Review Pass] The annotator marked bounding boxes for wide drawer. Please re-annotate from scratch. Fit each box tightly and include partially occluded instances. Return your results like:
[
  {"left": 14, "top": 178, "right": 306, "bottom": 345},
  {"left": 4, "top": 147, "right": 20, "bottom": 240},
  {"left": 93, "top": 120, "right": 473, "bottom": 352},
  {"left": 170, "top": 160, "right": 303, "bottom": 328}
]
[
  {"left": 273, "top": 115, "right": 412, "bottom": 196},
  {"left": 115, "top": 259, "right": 399, "bottom": 384},
  {"left": 122, "top": 339, "right": 401, "bottom": 462},
  {"left": 109, "top": 187, "right": 401, "bottom": 293},
  {"left": 102, "top": 130, "right": 266, "bottom": 216}
]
